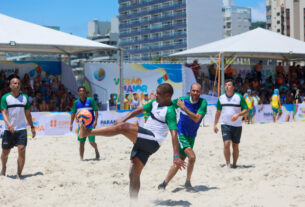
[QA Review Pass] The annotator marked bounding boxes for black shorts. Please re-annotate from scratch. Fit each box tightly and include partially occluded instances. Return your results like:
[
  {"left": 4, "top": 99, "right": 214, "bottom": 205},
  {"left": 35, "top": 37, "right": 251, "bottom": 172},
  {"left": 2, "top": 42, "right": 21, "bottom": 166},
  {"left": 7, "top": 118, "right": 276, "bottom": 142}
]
[
  {"left": 221, "top": 125, "right": 242, "bottom": 144},
  {"left": 2, "top": 129, "right": 27, "bottom": 149},
  {"left": 130, "top": 126, "right": 160, "bottom": 165}
]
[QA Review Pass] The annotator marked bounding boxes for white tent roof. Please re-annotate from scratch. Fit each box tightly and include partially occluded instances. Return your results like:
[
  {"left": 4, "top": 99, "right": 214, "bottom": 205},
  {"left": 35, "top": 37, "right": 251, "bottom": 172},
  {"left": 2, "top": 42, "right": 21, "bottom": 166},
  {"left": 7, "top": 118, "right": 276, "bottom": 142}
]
[
  {"left": 0, "top": 13, "right": 117, "bottom": 54},
  {"left": 171, "top": 28, "right": 305, "bottom": 60}
]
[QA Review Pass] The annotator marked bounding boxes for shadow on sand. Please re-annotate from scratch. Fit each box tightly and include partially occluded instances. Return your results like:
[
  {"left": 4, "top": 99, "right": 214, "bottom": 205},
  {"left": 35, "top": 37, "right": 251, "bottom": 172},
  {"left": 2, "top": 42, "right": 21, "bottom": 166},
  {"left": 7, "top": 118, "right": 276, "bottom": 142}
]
[
  {"left": 172, "top": 185, "right": 219, "bottom": 193},
  {"left": 220, "top": 164, "right": 255, "bottom": 169},
  {"left": 7, "top": 171, "right": 43, "bottom": 179},
  {"left": 154, "top": 199, "right": 192, "bottom": 206},
  {"left": 83, "top": 158, "right": 101, "bottom": 162}
]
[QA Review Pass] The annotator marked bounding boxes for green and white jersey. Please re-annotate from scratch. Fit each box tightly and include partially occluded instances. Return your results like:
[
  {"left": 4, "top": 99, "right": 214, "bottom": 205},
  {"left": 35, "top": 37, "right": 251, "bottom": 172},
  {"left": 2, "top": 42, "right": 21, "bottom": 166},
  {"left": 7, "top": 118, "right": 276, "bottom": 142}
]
[
  {"left": 1, "top": 92, "right": 30, "bottom": 131},
  {"left": 143, "top": 100, "right": 177, "bottom": 144},
  {"left": 217, "top": 92, "right": 248, "bottom": 127}
]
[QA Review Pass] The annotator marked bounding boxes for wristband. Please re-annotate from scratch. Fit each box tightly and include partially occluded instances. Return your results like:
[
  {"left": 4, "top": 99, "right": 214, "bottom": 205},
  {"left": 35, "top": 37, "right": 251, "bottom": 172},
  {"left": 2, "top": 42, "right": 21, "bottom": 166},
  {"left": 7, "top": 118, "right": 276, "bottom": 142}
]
[
  {"left": 6, "top": 123, "right": 12, "bottom": 126},
  {"left": 31, "top": 126, "right": 35, "bottom": 129},
  {"left": 173, "top": 154, "right": 179, "bottom": 158}
]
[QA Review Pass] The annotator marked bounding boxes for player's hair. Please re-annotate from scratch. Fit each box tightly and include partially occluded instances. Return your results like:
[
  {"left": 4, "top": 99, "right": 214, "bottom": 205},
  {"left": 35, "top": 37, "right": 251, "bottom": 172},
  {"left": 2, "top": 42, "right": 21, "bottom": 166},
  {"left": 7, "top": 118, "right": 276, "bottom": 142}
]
[
  {"left": 158, "top": 83, "right": 173, "bottom": 96},
  {"left": 9, "top": 76, "right": 20, "bottom": 84},
  {"left": 78, "top": 86, "right": 86, "bottom": 91},
  {"left": 225, "top": 79, "right": 234, "bottom": 86},
  {"left": 190, "top": 83, "right": 202, "bottom": 90}
]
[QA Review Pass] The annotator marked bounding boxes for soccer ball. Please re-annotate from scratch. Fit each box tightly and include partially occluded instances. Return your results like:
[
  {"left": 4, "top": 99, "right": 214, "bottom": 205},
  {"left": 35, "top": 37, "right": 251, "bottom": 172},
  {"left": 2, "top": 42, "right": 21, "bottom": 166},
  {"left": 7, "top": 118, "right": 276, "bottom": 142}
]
[{"left": 76, "top": 109, "right": 93, "bottom": 126}]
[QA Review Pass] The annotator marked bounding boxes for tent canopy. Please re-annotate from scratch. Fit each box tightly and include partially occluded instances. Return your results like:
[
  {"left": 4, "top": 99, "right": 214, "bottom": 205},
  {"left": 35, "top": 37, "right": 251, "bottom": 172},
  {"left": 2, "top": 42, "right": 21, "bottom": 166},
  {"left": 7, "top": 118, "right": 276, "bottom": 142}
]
[
  {"left": 171, "top": 28, "right": 305, "bottom": 60},
  {"left": 0, "top": 13, "right": 117, "bottom": 54}
]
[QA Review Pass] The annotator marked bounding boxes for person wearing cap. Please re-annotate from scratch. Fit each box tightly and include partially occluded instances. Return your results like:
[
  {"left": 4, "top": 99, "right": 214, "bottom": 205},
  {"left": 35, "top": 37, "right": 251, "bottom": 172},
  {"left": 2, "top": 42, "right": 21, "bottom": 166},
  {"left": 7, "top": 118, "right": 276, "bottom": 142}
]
[
  {"left": 130, "top": 92, "right": 140, "bottom": 110},
  {"left": 142, "top": 94, "right": 150, "bottom": 123},
  {"left": 123, "top": 93, "right": 130, "bottom": 110},
  {"left": 244, "top": 89, "right": 254, "bottom": 124},
  {"left": 271, "top": 89, "right": 282, "bottom": 122}
]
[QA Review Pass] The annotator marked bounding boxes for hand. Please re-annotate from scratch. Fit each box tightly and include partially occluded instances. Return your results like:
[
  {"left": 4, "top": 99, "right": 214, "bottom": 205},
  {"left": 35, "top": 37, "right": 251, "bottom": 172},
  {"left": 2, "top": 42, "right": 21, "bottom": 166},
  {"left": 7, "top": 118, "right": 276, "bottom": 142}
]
[
  {"left": 69, "top": 124, "right": 73, "bottom": 132},
  {"left": 114, "top": 118, "right": 124, "bottom": 125},
  {"left": 214, "top": 125, "right": 218, "bottom": 133},
  {"left": 93, "top": 121, "right": 97, "bottom": 128},
  {"left": 177, "top": 99, "right": 186, "bottom": 110},
  {"left": 31, "top": 128, "right": 36, "bottom": 138},
  {"left": 231, "top": 113, "right": 239, "bottom": 122},
  {"left": 173, "top": 157, "right": 186, "bottom": 170},
  {"left": 8, "top": 124, "right": 14, "bottom": 134}
]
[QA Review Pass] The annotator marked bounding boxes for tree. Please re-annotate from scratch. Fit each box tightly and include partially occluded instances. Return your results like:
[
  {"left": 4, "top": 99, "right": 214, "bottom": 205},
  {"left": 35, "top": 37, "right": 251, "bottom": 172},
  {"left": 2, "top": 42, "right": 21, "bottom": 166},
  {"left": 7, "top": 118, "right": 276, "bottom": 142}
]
[{"left": 250, "top": 21, "right": 266, "bottom": 30}]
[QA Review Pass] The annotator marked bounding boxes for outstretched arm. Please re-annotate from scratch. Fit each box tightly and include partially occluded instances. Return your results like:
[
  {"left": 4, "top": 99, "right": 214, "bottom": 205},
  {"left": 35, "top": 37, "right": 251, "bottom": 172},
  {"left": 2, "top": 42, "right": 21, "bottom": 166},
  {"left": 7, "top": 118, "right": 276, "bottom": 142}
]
[{"left": 115, "top": 107, "right": 144, "bottom": 124}]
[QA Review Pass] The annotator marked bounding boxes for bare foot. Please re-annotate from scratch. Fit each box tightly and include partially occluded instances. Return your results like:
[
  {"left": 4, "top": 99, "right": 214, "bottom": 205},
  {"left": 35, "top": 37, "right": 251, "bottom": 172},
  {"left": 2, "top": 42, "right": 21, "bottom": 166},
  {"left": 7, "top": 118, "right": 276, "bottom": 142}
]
[
  {"left": 96, "top": 152, "right": 100, "bottom": 160},
  {"left": 16, "top": 173, "right": 23, "bottom": 180},
  {"left": 1, "top": 167, "right": 6, "bottom": 176}
]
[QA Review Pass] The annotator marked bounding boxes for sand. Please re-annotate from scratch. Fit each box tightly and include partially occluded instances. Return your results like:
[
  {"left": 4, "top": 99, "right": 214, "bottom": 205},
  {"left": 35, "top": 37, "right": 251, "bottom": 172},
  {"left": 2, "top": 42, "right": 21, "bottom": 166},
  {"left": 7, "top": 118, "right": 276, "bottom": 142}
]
[{"left": 0, "top": 122, "right": 305, "bottom": 207}]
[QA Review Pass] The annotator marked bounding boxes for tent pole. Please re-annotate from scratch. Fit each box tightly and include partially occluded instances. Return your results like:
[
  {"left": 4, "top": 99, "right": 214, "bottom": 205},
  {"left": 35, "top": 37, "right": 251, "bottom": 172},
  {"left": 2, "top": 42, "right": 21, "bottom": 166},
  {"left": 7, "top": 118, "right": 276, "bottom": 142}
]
[
  {"left": 119, "top": 48, "right": 124, "bottom": 110},
  {"left": 221, "top": 53, "right": 225, "bottom": 94}
]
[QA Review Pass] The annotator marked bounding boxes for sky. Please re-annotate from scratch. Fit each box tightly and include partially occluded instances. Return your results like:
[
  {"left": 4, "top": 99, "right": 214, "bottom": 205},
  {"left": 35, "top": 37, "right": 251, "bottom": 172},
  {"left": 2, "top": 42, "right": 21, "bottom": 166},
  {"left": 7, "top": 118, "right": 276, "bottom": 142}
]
[{"left": 1, "top": 0, "right": 266, "bottom": 38}]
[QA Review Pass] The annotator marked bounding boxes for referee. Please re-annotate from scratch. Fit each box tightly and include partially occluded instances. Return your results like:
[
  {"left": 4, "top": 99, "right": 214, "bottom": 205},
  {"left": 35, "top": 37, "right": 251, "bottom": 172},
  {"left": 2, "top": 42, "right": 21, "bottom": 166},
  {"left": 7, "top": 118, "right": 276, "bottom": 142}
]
[
  {"left": 1, "top": 77, "right": 36, "bottom": 179},
  {"left": 214, "top": 79, "right": 248, "bottom": 168}
]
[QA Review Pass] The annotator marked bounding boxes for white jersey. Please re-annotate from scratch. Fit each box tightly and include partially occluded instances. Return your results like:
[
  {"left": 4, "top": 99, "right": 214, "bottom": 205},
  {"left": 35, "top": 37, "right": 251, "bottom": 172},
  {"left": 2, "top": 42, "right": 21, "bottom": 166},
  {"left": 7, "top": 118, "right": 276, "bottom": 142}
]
[
  {"left": 142, "top": 100, "right": 177, "bottom": 144},
  {"left": 217, "top": 93, "right": 248, "bottom": 127},
  {"left": 1, "top": 92, "right": 30, "bottom": 131}
]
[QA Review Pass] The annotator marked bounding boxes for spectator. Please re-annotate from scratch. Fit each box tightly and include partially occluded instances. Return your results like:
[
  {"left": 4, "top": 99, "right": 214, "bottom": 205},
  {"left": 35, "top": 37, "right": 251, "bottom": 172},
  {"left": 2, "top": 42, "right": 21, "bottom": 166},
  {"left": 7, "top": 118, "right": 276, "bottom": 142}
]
[
  {"left": 109, "top": 94, "right": 116, "bottom": 110},
  {"left": 39, "top": 99, "right": 49, "bottom": 111},
  {"left": 253, "top": 60, "right": 263, "bottom": 82},
  {"left": 123, "top": 93, "right": 130, "bottom": 110},
  {"left": 43, "top": 73, "right": 52, "bottom": 84},
  {"left": 276, "top": 62, "right": 285, "bottom": 77},
  {"left": 130, "top": 92, "right": 140, "bottom": 110},
  {"left": 93, "top": 93, "right": 101, "bottom": 109},
  {"left": 0, "top": 71, "right": 6, "bottom": 89},
  {"left": 186, "top": 60, "right": 200, "bottom": 81},
  {"left": 291, "top": 83, "right": 300, "bottom": 104},
  {"left": 30, "top": 100, "right": 39, "bottom": 112},
  {"left": 208, "top": 64, "right": 216, "bottom": 87}
]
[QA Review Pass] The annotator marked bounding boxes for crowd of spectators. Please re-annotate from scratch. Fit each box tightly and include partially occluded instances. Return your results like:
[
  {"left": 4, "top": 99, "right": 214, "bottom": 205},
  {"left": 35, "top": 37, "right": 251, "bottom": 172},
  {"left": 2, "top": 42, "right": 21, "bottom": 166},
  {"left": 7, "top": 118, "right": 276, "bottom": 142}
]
[
  {"left": 188, "top": 60, "right": 305, "bottom": 105},
  {"left": 0, "top": 69, "right": 75, "bottom": 112}
]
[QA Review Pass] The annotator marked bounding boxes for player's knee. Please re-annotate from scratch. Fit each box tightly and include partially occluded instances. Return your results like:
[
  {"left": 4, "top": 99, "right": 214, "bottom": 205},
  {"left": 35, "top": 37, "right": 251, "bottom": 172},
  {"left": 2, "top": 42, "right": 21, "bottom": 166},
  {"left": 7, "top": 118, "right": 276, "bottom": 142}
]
[
  {"left": 116, "top": 122, "right": 129, "bottom": 132},
  {"left": 188, "top": 154, "right": 196, "bottom": 163},
  {"left": 18, "top": 146, "right": 26, "bottom": 153}
]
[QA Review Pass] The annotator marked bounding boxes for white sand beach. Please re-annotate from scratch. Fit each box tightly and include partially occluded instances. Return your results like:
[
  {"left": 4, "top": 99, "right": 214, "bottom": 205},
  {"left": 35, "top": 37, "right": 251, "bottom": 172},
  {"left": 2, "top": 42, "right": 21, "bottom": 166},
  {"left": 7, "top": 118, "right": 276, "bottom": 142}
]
[{"left": 1, "top": 122, "right": 305, "bottom": 207}]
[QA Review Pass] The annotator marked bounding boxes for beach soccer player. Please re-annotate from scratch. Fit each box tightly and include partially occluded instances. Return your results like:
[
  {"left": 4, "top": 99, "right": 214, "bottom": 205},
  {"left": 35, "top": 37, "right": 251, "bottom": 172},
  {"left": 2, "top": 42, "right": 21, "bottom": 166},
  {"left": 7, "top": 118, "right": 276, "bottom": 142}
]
[
  {"left": 78, "top": 83, "right": 185, "bottom": 200},
  {"left": 271, "top": 89, "right": 282, "bottom": 122},
  {"left": 1, "top": 77, "right": 36, "bottom": 179},
  {"left": 70, "top": 86, "right": 100, "bottom": 161},
  {"left": 158, "top": 83, "right": 207, "bottom": 191},
  {"left": 244, "top": 89, "right": 254, "bottom": 124},
  {"left": 214, "top": 79, "right": 248, "bottom": 168}
]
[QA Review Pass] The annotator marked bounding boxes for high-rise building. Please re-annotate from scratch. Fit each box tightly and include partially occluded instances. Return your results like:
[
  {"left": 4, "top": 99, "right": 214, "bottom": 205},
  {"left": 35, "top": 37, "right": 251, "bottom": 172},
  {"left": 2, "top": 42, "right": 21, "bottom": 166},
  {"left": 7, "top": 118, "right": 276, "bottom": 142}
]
[
  {"left": 88, "top": 20, "right": 111, "bottom": 38},
  {"left": 266, "top": 0, "right": 305, "bottom": 41},
  {"left": 118, "top": 0, "right": 223, "bottom": 61},
  {"left": 223, "top": 1, "right": 251, "bottom": 38}
]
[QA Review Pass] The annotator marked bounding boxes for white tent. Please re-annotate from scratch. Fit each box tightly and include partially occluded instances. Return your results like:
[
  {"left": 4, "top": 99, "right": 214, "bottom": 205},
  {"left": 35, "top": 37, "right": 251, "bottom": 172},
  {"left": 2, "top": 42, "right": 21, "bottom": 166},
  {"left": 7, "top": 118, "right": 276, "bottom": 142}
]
[
  {"left": 0, "top": 13, "right": 117, "bottom": 54},
  {"left": 171, "top": 28, "right": 305, "bottom": 92},
  {"left": 171, "top": 28, "right": 305, "bottom": 60}
]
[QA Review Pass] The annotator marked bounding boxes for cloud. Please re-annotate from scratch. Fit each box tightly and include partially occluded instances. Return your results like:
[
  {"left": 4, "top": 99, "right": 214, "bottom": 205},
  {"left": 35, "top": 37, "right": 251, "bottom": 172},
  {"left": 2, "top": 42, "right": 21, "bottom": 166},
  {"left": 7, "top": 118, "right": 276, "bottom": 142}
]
[{"left": 251, "top": 1, "right": 266, "bottom": 22}]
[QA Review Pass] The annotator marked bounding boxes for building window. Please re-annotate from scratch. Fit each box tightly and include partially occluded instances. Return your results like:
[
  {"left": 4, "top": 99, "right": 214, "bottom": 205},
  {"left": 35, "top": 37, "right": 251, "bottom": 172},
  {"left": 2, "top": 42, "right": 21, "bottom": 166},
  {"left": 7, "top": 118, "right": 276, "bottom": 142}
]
[
  {"left": 277, "top": 12, "right": 280, "bottom": 16},
  {"left": 277, "top": 29, "right": 281, "bottom": 33}
]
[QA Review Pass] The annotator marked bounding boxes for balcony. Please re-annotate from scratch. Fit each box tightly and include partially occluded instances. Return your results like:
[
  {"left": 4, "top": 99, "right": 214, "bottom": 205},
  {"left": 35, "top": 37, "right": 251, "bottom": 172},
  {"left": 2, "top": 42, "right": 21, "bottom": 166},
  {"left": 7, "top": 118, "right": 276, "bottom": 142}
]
[
  {"left": 119, "top": 11, "right": 186, "bottom": 29},
  {"left": 119, "top": 1, "right": 186, "bottom": 20},
  {"left": 123, "top": 41, "right": 187, "bottom": 54}
]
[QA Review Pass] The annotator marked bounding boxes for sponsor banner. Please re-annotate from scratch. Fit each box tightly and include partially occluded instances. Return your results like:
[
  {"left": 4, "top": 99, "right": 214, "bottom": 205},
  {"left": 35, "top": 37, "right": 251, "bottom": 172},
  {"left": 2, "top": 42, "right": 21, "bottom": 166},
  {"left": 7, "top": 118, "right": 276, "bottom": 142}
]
[
  {"left": 0, "top": 104, "right": 304, "bottom": 138},
  {"left": 84, "top": 63, "right": 183, "bottom": 103}
]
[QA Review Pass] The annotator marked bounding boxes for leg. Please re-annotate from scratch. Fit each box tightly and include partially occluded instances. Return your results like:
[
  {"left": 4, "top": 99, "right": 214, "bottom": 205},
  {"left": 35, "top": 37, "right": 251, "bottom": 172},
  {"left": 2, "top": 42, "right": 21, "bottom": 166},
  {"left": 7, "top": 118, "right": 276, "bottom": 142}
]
[
  {"left": 232, "top": 143, "right": 239, "bottom": 168},
  {"left": 129, "top": 157, "right": 144, "bottom": 200},
  {"left": 223, "top": 140, "right": 231, "bottom": 168},
  {"left": 79, "top": 142, "right": 85, "bottom": 161},
  {"left": 159, "top": 155, "right": 186, "bottom": 189},
  {"left": 89, "top": 141, "right": 100, "bottom": 159},
  {"left": 184, "top": 147, "right": 196, "bottom": 183},
  {"left": 17, "top": 145, "right": 26, "bottom": 178},
  {"left": 1, "top": 149, "right": 10, "bottom": 176},
  {"left": 79, "top": 122, "right": 138, "bottom": 144}
]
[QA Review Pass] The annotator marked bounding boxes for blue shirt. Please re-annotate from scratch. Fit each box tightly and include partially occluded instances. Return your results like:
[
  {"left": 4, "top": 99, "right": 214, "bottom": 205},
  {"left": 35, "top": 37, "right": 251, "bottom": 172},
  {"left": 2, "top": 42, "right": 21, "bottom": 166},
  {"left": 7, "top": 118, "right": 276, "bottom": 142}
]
[
  {"left": 71, "top": 97, "right": 98, "bottom": 128},
  {"left": 172, "top": 96, "right": 207, "bottom": 138}
]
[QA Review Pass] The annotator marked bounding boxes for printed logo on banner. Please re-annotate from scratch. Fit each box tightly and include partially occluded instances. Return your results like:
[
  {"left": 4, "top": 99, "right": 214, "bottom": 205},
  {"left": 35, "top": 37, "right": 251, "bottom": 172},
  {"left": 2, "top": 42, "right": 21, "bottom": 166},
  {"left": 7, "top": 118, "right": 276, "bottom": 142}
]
[
  {"left": 94, "top": 68, "right": 106, "bottom": 81},
  {"left": 298, "top": 107, "right": 305, "bottom": 118},
  {"left": 28, "top": 118, "right": 45, "bottom": 131},
  {"left": 50, "top": 119, "right": 70, "bottom": 128}
]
